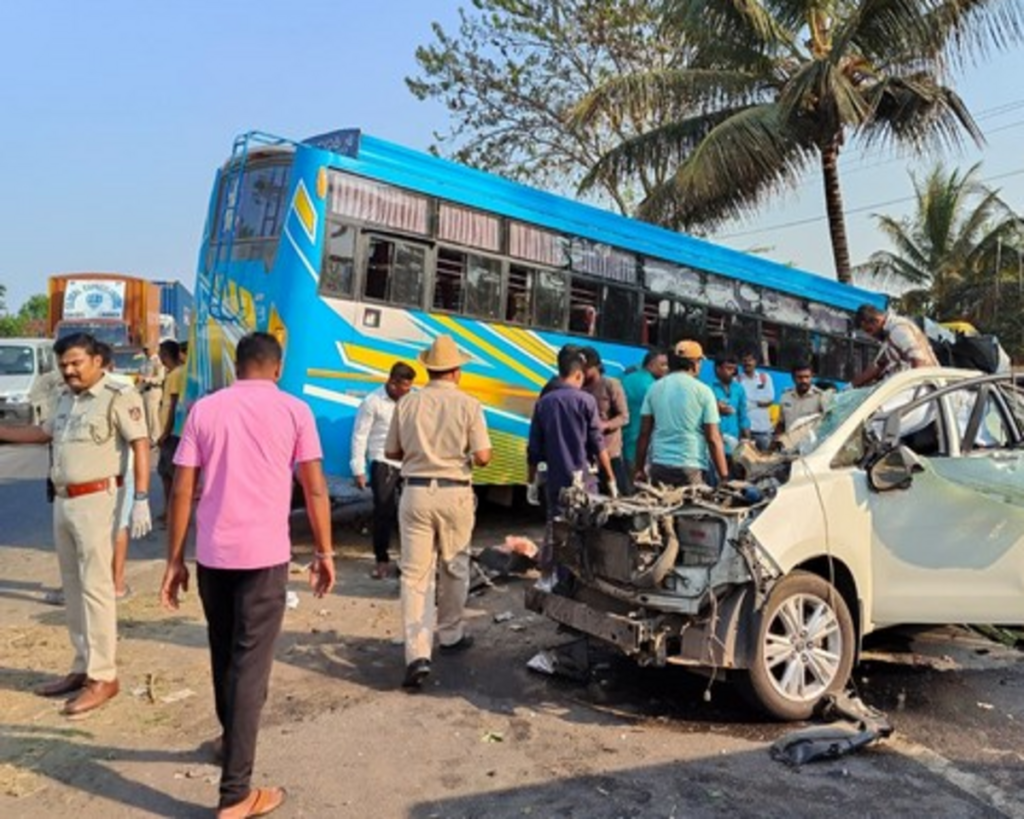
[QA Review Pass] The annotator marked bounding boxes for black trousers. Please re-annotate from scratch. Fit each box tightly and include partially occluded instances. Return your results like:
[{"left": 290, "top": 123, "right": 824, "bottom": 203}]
[
  {"left": 198, "top": 562, "right": 288, "bottom": 809},
  {"left": 370, "top": 460, "right": 400, "bottom": 563}
]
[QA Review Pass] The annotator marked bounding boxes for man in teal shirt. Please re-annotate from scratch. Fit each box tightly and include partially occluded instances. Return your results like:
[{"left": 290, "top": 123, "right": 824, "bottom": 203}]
[
  {"left": 634, "top": 341, "right": 728, "bottom": 487},
  {"left": 706, "top": 352, "right": 751, "bottom": 458},
  {"left": 620, "top": 348, "right": 668, "bottom": 482}
]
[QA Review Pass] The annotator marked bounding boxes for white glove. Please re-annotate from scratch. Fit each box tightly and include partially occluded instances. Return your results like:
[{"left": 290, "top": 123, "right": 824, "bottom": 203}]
[
  {"left": 608, "top": 480, "right": 620, "bottom": 499},
  {"left": 130, "top": 499, "right": 152, "bottom": 539},
  {"left": 526, "top": 482, "right": 540, "bottom": 506}
]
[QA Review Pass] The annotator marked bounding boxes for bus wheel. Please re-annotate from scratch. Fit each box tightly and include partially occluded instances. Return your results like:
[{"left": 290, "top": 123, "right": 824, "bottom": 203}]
[{"left": 740, "top": 571, "right": 855, "bottom": 721}]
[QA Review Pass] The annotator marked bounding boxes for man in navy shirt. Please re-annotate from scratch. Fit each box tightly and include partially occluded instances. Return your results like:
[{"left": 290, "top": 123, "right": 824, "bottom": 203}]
[{"left": 528, "top": 345, "right": 616, "bottom": 587}]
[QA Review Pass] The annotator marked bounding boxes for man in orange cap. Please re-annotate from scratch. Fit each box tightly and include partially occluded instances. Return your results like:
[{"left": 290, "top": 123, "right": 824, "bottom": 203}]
[{"left": 385, "top": 334, "right": 492, "bottom": 689}]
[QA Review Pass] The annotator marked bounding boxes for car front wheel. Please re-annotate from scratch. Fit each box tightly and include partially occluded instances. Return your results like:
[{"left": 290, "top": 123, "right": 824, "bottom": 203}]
[{"left": 742, "top": 571, "right": 855, "bottom": 721}]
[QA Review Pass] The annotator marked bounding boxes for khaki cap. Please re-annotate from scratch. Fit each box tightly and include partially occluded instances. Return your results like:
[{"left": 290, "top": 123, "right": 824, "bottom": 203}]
[
  {"left": 674, "top": 339, "right": 704, "bottom": 359},
  {"left": 418, "top": 334, "right": 471, "bottom": 371}
]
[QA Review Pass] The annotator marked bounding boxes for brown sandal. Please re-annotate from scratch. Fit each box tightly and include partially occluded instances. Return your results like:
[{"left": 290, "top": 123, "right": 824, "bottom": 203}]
[{"left": 216, "top": 787, "right": 286, "bottom": 818}]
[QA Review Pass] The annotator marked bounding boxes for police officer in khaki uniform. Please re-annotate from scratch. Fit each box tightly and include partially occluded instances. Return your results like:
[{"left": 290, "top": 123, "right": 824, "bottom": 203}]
[
  {"left": 0, "top": 333, "right": 152, "bottom": 716},
  {"left": 384, "top": 335, "right": 491, "bottom": 689}
]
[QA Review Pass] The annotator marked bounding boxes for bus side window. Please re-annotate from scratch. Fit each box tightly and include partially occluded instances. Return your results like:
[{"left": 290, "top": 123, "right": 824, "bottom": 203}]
[
  {"left": 507, "top": 265, "right": 532, "bottom": 324},
  {"left": 780, "top": 327, "right": 810, "bottom": 369},
  {"left": 569, "top": 278, "right": 600, "bottom": 336},
  {"left": 364, "top": 236, "right": 427, "bottom": 308},
  {"left": 464, "top": 254, "right": 502, "bottom": 319},
  {"left": 704, "top": 309, "right": 730, "bottom": 355},
  {"left": 533, "top": 269, "right": 568, "bottom": 330},
  {"left": 643, "top": 296, "right": 672, "bottom": 347},
  {"left": 434, "top": 248, "right": 465, "bottom": 312},
  {"left": 761, "top": 322, "right": 780, "bottom": 367},
  {"left": 672, "top": 302, "right": 704, "bottom": 347},
  {"left": 320, "top": 221, "right": 356, "bottom": 298},
  {"left": 601, "top": 285, "right": 638, "bottom": 344},
  {"left": 730, "top": 315, "right": 760, "bottom": 356}
]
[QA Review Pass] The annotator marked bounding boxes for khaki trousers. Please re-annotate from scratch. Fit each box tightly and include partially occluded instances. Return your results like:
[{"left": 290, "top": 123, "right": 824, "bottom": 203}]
[
  {"left": 143, "top": 387, "right": 163, "bottom": 445},
  {"left": 53, "top": 489, "right": 118, "bottom": 681},
  {"left": 399, "top": 483, "right": 475, "bottom": 665}
]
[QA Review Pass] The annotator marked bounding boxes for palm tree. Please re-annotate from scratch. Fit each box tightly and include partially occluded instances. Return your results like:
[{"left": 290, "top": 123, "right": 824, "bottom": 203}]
[
  {"left": 857, "top": 162, "right": 1024, "bottom": 321},
  {"left": 573, "top": 0, "right": 1024, "bottom": 283}
]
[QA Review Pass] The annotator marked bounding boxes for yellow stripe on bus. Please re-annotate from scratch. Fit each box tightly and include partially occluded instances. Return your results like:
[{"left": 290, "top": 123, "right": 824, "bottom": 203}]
[
  {"left": 490, "top": 324, "right": 555, "bottom": 366},
  {"left": 433, "top": 315, "right": 546, "bottom": 388}
]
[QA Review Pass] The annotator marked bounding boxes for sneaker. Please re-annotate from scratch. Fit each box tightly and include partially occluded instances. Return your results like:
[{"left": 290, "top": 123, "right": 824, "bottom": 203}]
[
  {"left": 438, "top": 634, "right": 474, "bottom": 654},
  {"left": 534, "top": 574, "right": 556, "bottom": 593}
]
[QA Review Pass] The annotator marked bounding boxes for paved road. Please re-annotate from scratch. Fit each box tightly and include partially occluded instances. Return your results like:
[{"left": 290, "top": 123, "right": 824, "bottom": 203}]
[{"left": 2, "top": 444, "right": 1023, "bottom": 818}]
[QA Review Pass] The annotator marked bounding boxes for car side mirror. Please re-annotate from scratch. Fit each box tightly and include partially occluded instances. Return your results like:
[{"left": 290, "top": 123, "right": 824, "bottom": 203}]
[{"left": 868, "top": 445, "right": 924, "bottom": 492}]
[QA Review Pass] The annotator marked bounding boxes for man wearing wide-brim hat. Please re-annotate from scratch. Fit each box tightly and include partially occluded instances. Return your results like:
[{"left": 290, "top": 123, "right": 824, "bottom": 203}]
[{"left": 384, "top": 334, "right": 492, "bottom": 689}]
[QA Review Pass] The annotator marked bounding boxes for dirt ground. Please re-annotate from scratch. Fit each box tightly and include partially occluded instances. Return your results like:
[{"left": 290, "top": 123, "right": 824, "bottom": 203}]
[{"left": 2, "top": 445, "right": 1024, "bottom": 818}]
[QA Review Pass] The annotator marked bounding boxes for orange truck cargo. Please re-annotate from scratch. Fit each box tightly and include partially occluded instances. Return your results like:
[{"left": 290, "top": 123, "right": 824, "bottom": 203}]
[{"left": 48, "top": 273, "right": 161, "bottom": 373}]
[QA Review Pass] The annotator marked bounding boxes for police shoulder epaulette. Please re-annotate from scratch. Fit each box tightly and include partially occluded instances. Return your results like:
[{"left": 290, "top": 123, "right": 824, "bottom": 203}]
[{"left": 104, "top": 380, "right": 131, "bottom": 394}]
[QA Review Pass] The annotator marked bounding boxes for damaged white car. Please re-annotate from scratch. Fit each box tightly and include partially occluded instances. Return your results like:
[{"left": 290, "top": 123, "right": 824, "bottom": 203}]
[{"left": 526, "top": 369, "right": 1024, "bottom": 720}]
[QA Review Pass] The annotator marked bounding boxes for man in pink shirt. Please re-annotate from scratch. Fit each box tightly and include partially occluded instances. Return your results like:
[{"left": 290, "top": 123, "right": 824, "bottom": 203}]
[{"left": 159, "top": 332, "right": 334, "bottom": 819}]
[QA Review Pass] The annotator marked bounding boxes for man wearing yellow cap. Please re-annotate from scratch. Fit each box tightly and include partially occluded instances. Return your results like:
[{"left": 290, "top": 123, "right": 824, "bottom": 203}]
[{"left": 385, "top": 334, "right": 492, "bottom": 689}]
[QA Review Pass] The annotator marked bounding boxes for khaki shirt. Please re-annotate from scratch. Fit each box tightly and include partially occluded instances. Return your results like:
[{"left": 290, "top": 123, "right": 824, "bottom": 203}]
[
  {"left": 385, "top": 380, "right": 491, "bottom": 481},
  {"left": 779, "top": 386, "right": 830, "bottom": 431},
  {"left": 43, "top": 374, "right": 148, "bottom": 486}
]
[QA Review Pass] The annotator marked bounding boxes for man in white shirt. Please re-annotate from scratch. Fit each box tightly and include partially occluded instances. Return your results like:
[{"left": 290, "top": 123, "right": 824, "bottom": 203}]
[
  {"left": 350, "top": 361, "right": 416, "bottom": 578},
  {"left": 737, "top": 351, "right": 775, "bottom": 451}
]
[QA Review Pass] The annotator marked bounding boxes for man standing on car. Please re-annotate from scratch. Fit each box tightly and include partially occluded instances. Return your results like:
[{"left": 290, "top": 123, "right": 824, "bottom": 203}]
[
  {"left": 385, "top": 335, "right": 491, "bottom": 690},
  {"left": 634, "top": 340, "right": 728, "bottom": 488},
  {"left": 350, "top": 361, "right": 416, "bottom": 579},
  {"left": 852, "top": 304, "right": 938, "bottom": 387},
  {"left": 527, "top": 345, "right": 616, "bottom": 588},
  {"left": 777, "top": 362, "right": 831, "bottom": 433},
  {"left": 160, "top": 332, "right": 334, "bottom": 819},
  {"left": 0, "top": 333, "right": 151, "bottom": 716},
  {"left": 737, "top": 350, "right": 775, "bottom": 451}
]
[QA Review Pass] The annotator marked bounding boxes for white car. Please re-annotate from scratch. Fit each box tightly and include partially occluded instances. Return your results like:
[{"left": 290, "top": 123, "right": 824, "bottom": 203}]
[{"left": 526, "top": 368, "right": 1024, "bottom": 720}]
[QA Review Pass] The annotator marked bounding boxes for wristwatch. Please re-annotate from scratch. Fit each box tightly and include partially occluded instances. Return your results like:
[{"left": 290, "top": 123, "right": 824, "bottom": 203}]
[{"left": 134, "top": 491, "right": 149, "bottom": 501}]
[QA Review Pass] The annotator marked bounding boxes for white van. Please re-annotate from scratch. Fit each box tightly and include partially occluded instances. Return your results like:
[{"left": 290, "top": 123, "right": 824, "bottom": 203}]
[{"left": 0, "top": 339, "right": 60, "bottom": 425}]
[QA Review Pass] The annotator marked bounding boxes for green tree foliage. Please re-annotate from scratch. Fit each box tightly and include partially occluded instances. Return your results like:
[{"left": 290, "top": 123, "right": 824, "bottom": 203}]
[
  {"left": 574, "top": 0, "right": 1024, "bottom": 282},
  {"left": 0, "top": 291, "right": 49, "bottom": 337},
  {"left": 857, "top": 163, "right": 1024, "bottom": 358},
  {"left": 407, "top": 0, "right": 685, "bottom": 214}
]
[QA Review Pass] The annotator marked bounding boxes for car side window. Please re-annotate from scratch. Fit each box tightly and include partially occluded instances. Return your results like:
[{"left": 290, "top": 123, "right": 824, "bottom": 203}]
[
  {"left": 872, "top": 384, "right": 947, "bottom": 457},
  {"left": 951, "top": 387, "right": 1012, "bottom": 452}
]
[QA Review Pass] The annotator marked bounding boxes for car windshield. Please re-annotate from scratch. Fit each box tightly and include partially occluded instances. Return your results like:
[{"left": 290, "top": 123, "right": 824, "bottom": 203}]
[
  {"left": 792, "top": 386, "right": 875, "bottom": 454},
  {"left": 0, "top": 345, "right": 36, "bottom": 376}
]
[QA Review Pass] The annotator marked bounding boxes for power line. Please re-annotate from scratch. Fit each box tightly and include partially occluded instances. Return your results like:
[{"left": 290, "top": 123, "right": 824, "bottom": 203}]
[{"left": 716, "top": 166, "right": 1024, "bottom": 240}]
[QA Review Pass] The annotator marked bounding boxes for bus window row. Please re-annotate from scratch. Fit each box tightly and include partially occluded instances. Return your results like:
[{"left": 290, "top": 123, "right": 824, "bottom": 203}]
[{"left": 317, "top": 224, "right": 872, "bottom": 381}]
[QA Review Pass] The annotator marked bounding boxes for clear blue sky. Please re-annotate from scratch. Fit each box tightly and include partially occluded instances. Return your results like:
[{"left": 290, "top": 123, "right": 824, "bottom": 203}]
[{"left": 2, "top": 1, "right": 1022, "bottom": 312}]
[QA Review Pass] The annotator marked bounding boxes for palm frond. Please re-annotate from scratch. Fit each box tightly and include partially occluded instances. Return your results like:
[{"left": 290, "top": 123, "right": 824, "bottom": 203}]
[
  {"left": 928, "top": 0, "right": 1024, "bottom": 68},
  {"left": 570, "top": 68, "right": 773, "bottom": 130},
  {"left": 636, "top": 103, "right": 815, "bottom": 229},
  {"left": 858, "top": 74, "right": 983, "bottom": 150},
  {"left": 873, "top": 214, "right": 930, "bottom": 275},
  {"left": 578, "top": 108, "right": 746, "bottom": 194},
  {"left": 834, "top": 0, "right": 941, "bottom": 67},
  {"left": 664, "top": 0, "right": 801, "bottom": 59}
]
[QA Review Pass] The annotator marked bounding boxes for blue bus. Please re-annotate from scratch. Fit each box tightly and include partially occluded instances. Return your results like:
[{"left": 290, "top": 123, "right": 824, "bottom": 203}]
[{"left": 187, "top": 129, "right": 885, "bottom": 494}]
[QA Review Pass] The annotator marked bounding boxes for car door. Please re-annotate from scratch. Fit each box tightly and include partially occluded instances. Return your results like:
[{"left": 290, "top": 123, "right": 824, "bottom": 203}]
[{"left": 868, "top": 380, "right": 1024, "bottom": 626}]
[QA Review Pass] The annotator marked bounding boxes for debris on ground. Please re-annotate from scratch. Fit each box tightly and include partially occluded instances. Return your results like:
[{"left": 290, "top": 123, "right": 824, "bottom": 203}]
[
  {"left": 285, "top": 590, "right": 300, "bottom": 610},
  {"left": 481, "top": 731, "right": 504, "bottom": 743},
  {"left": 474, "top": 536, "right": 539, "bottom": 577},
  {"left": 770, "top": 691, "right": 893, "bottom": 767},
  {"left": 159, "top": 688, "right": 197, "bottom": 705},
  {"left": 526, "top": 639, "right": 591, "bottom": 682},
  {"left": 493, "top": 611, "right": 515, "bottom": 623}
]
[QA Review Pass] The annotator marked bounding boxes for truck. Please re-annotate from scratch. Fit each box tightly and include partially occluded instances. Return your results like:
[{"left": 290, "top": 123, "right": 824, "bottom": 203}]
[
  {"left": 153, "top": 280, "right": 194, "bottom": 341},
  {"left": 48, "top": 273, "right": 161, "bottom": 376}
]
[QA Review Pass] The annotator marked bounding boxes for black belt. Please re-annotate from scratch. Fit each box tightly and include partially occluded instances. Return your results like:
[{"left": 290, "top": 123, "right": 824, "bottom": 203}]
[{"left": 405, "top": 477, "right": 471, "bottom": 488}]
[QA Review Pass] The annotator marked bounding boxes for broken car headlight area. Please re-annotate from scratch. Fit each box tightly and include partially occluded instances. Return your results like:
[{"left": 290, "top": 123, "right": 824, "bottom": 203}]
[{"left": 526, "top": 458, "right": 857, "bottom": 722}]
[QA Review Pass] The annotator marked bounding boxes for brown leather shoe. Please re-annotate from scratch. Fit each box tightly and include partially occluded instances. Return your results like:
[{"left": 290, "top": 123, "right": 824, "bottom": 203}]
[
  {"left": 62, "top": 678, "right": 119, "bottom": 716},
  {"left": 35, "top": 673, "right": 87, "bottom": 698}
]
